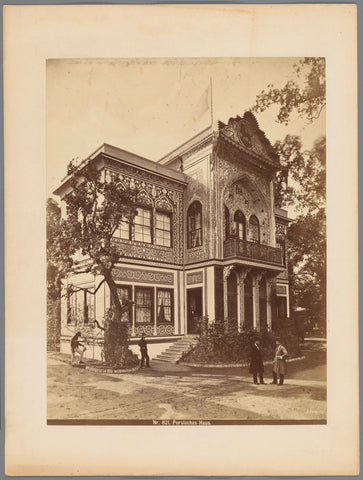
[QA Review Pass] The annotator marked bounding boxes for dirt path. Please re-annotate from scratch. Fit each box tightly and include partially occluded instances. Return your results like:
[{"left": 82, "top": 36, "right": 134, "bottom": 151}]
[{"left": 47, "top": 349, "right": 326, "bottom": 422}]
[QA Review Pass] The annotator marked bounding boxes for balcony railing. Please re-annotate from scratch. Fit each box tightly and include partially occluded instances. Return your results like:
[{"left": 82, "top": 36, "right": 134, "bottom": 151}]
[{"left": 223, "top": 238, "right": 283, "bottom": 266}]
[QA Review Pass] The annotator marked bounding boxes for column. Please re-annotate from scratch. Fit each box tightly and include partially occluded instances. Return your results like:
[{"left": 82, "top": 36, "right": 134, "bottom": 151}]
[
  {"left": 252, "top": 272, "right": 263, "bottom": 331},
  {"left": 236, "top": 276, "right": 242, "bottom": 333},
  {"left": 266, "top": 276, "right": 273, "bottom": 332},
  {"left": 237, "top": 269, "right": 249, "bottom": 332},
  {"left": 205, "top": 266, "right": 215, "bottom": 325},
  {"left": 223, "top": 265, "right": 234, "bottom": 324},
  {"left": 153, "top": 288, "right": 157, "bottom": 335},
  {"left": 131, "top": 285, "right": 135, "bottom": 337},
  {"left": 286, "top": 285, "right": 290, "bottom": 318}
]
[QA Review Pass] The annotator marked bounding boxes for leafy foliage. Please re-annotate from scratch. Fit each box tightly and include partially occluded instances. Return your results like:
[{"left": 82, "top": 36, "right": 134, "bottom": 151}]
[
  {"left": 47, "top": 198, "right": 62, "bottom": 301},
  {"left": 276, "top": 136, "right": 326, "bottom": 331},
  {"left": 252, "top": 58, "right": 325, "bottom": 124},
  {"left": 252, "top": 57, "right": 326, "bottom": 333},
  {"left": 182, "top": 317, "right": 300, "bottom": 365},
  {"left": 51, "top": 161, "right": 138, "bottom": 366},
  {"left": 47, "top": 198, "right": 62, "bottom": 351}
]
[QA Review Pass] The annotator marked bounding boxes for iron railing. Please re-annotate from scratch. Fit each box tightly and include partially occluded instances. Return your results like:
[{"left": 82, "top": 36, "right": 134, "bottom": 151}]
[{"left": 223, "top": 238, "right": 283, "bottom": 266}]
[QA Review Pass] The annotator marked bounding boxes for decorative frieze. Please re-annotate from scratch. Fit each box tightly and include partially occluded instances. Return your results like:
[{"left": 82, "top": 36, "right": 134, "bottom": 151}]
[
  {"left": 186, "top": 271, "right": 203, "bottom": 285},
  {"left": 113, "top": 267, "right": 174, "bottom": 285}
]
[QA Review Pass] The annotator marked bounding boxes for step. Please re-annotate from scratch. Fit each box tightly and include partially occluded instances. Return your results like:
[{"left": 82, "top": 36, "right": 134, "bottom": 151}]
[
  {"left": 154, "top": 337, "right": 200, "bottom": 363},
  {"left": 154, "top": 357, "right": 176, "bottom": 364},
  {"left": 155, "top": 357, "right": 179, "bottom": 363},
  {"left": 167, "top": 346, "right": 194, "bottom": 353},
  {"left": 156, "top": 351, "right": 181, "bottom": 358},
  {"left": 157, "top": 353, "right": 180, "bottom": 360}
]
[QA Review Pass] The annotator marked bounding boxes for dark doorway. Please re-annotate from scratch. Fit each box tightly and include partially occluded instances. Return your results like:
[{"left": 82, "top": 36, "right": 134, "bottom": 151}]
[
  {"left": 227, "top": 270, "right": 238, "bottom": 329},
  {"left": 187, "top": 288, "right": 203, "bottom": 334}
]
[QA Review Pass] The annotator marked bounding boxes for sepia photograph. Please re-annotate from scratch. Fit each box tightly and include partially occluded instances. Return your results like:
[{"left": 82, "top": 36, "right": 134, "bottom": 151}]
[
  {"left": 46, "top": 57, "right": 326, "bottom": 425},
  {"left": 4, "top": 4, "right": 358, "bottom": 475}
]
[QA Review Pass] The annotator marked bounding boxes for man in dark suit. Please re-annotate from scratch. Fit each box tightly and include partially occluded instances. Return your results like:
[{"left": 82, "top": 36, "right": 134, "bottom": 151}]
[
  {"left": 249, "top": 339, "right": 265, "bottom": 384},
  {"left": 138, "top": 333, "right": 150, "bottom": 368}
]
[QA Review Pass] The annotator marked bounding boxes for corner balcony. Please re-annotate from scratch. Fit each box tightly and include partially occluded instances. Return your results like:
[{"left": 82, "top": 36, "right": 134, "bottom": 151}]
[{"left": 223, "top": 238, "right": 283, "bottom": 266}]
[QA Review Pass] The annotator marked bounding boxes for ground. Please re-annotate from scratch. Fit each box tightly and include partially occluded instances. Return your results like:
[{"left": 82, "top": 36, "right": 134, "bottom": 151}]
[{"left": 47, "top": 344, "right": 326, "bottom": 424}]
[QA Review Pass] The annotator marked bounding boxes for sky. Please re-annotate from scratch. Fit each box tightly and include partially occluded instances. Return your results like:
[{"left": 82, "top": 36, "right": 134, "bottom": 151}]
[{"left": 47, "top": 57, "right": 325, "bottom": 198}]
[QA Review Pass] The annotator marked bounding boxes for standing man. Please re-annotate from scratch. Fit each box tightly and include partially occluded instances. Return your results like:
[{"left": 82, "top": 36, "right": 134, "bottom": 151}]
[
  {"left": 70, "top": 331, "right": 86, "bottom": 366},
  {"left": 271, "top": 338, "right": 288, "bottom": 385},
  {"left": 138, "top": 333, "right": 150, "bottom": 368},
  {"left": 249, "top": 339, "right": 265, "bottom": 384}
]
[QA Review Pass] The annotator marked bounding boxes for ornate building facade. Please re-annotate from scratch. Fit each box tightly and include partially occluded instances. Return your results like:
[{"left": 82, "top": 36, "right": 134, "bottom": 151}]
[{"left": 54, "top": 112, "right": 291, "bottom": 360}]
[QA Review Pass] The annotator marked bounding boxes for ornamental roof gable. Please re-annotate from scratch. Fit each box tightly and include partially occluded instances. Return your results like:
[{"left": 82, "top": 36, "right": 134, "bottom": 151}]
[{"left": 218, "top": 111, "right": 282, "bottom": 170}]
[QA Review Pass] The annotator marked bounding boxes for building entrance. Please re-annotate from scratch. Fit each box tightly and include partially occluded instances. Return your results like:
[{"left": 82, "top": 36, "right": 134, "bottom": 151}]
[{"left": 187, "top": 288, "right": 203, "bottom": 334}]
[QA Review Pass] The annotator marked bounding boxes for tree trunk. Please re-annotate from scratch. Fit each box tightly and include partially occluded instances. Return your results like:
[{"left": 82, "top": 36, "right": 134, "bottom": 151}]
[
  {"left": 103, "top": 269, "right": 131, "bottom": 366},
  {"left": 104, "top": 269, "right": 122, "bottom": 322}
]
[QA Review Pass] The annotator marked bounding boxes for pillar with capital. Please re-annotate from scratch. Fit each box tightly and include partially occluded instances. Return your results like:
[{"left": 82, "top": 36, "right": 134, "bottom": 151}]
[
  {"left": 266, "top": 275, "right": 273, "bottom": 331},
  {"left": 237, "top": 269, "right": 250, "bottom": 332},
  {"left": 252, "top": 272, "right": 264, "bottom": 331},
  {"left": 223, "top": 265, "right": 234, "bottom": 325}
]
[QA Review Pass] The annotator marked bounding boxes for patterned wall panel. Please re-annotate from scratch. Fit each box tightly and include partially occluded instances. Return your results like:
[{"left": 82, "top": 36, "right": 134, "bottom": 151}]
[
  {"left": 186, "top": 271, "right": 203, "bottom": 285},
  {"left": 134, "top": 324, "right": 154, "bottom": 336},
  {"left": 105, "top": 161, "right": 184, "bottom": 265},
  {"left": 218, "top": 150, "right": 273, "bottom": 246},
  {"left": 157, "top": 324, "right": 175, "bottom": 336},
  {"left": 184, "top": 155, "right": 212, "bottom": 264},
  {"left": 113, "top": 267, "right": 174, "bottom": 285}
]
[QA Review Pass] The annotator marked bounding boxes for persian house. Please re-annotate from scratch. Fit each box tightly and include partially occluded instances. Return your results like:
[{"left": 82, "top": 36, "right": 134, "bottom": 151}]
[{"left": 53, "top": 112, "right": 291, "bottom": 361}]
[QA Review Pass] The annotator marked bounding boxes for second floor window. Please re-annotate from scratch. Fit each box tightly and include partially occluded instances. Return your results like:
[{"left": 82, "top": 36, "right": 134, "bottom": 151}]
[
  {"left": 116, "top": 216, "right": 131, "bottom": 240},
  {"left": 155, "top": 211, "right": 171, "bottom": 247},
  {"left": 249, "top": 215, "right": 260, "bottom": 243},
  {"left": 135, "top": 207, "right": 152, "bottom": 243},
  {"left": 234, "top": 210, "right": 246, "bottom": 240},
  {"left": 187, "top": 201, "right": 202, "bottom": 249}
]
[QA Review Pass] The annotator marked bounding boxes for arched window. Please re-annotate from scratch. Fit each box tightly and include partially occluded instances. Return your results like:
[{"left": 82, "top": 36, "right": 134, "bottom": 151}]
[
  {"left": 187, "top": 201, "right": 202, "bottom": 249},
  {"left": 249, "top": 215, "right": 260, "bottom": 243},
  {"left": 234, "top": 210, "right": 246, "bottom": 240}
]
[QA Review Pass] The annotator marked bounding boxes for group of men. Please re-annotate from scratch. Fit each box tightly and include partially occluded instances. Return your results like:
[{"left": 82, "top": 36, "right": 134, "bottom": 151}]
[
  {"left": 249, "top": 338, "right": 288, "bottom": 385},
  {"left": 70, "top": 331, "right": 150, "bottom": 368},
  {"left": 71, "top": 330, "right": 287, "bottom": 384}
]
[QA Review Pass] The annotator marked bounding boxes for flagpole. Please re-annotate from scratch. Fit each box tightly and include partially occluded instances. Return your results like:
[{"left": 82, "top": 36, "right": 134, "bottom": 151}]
[{"left": 210, "top": 76, "right": 213, "bottom": 126}]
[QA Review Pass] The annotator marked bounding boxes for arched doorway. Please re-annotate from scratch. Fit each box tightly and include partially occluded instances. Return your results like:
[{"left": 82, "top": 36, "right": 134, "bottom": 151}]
[
  {"left": 244, "top": 273, "right": 253, "bottom": 329},
  {"left": 227, "top": 270, "right": 238, "bottom": 329}
]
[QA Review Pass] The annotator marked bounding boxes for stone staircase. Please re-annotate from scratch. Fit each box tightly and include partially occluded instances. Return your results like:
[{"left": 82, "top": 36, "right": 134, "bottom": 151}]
[{"left": 154, "top": 336, "right": 199, "bottom": 363}]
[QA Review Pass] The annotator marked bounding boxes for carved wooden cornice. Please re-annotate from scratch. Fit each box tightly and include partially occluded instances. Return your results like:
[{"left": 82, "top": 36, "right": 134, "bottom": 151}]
[{"left": 217, "top": 112, "right": 287, "bottom": 174}]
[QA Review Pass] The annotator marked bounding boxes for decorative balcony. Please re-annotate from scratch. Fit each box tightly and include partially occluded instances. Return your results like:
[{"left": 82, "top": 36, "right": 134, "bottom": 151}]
[{"left": 223, "top": 238, "right": 283, "bottom": 266}]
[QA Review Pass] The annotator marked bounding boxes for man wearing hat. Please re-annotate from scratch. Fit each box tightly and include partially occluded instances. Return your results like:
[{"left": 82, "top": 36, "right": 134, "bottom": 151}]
[
  {"left": 271, "top": 338, "right": 288, "bottom": 385},
  {"left": 249, "top": 338, "right": 265, "bottom": 384},
  {"left": 138, "top": 333, "right": 150, "bottom": 368}
]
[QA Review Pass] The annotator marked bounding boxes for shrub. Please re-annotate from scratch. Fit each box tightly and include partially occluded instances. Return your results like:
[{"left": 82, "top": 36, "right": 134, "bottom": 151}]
[{"left": 181, "top": 317, "right": 301, "bottom": 364}]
